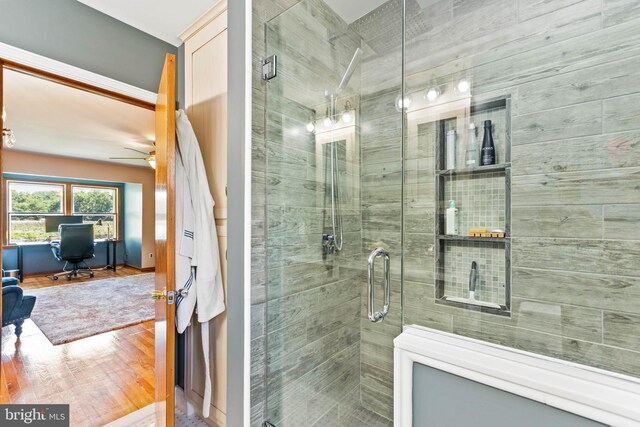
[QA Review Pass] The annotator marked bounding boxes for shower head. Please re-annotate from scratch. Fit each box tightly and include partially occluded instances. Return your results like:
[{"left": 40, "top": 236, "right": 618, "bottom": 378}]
[{"left": 337, "top": 47, "right": 363, "bottom": 93}]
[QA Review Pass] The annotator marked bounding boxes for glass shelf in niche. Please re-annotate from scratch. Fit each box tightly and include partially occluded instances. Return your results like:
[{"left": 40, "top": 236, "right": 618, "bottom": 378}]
[
  {"left": 437, "top": 162, "right": 510, "bottom": 177},
  {"left": 435, "top": 297, "right": 510, "bottom": 316},
  {"left": 438, "top": 234, "right": 508, "bottom": 243}
]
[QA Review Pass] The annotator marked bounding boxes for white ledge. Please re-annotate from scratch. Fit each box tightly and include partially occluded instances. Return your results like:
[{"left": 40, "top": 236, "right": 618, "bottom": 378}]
[{"left": 394, "top": 325, "right": 640, "bottom": 427}]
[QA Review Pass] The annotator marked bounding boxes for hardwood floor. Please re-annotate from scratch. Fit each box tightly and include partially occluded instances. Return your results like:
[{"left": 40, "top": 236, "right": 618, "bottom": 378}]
[{"left": 1, "top": 268, "right": 155, "bottom": 426}]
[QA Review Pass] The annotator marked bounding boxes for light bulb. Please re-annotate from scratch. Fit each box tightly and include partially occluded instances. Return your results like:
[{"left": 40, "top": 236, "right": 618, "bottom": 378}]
[
  {"left": 396, "top": 94, "right": 412, "bottom": 111},
  {"left": 306, "top": 121, "right": 315, "bottom": 133},
  {"left": 426, "top": 87, "right": 440, "bottom": 101},
  {"left": 323, "top": 116, "right": 333, "bottom": 128},
  {"left": 341, "top": 110, "right": 353, "bottom": 124},
  {"left": 457, "top": 79, "right": 470, "bottom": 93}
]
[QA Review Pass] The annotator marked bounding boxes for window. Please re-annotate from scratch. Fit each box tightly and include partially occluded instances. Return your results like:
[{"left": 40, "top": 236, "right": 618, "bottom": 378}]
[
  {"left": 6, "top": 180, "right": 119, "bottom": 244},
  {"left": 72, "top": 186, "right": 118, "bottom": 240},
  {"left": 8, "top": 182, "right": 65, "bottom": 244}
]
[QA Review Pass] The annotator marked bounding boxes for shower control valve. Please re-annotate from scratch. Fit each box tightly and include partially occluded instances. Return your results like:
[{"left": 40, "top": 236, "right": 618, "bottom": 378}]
[{"left": 322, "top": 233, "right": 336, "bottom": 255}]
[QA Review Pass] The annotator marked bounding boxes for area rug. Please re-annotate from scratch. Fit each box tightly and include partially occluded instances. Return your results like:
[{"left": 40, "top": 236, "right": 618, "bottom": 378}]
[{"left": 29, "top": 273, "right": 155, "bottom": 345}]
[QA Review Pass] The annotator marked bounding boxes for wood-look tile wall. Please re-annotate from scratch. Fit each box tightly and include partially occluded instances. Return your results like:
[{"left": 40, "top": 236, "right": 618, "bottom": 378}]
[
  {"left": 396, "top": 0, "right": 640, "bottom": 419},
  {"left": 252, "top": 1, "right": 366, "bottom": 426},
  {"left": 251, "top": 2, "right": 293, "bottom": 425},
  {"left": 353, "top": 0, "right": 640, "bottom": 419},
  {"left": 252, "top": 0, "right": 640, "bottom": 424}
]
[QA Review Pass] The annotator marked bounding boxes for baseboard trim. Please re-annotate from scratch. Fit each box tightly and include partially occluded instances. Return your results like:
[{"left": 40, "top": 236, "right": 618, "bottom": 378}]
[
  {"left": 103, "top": 404, "right": 155, "bottom": 427},
  {"left": 22, "top": 264, "right": 127, "bottom": 278},
  {"left": 126, "top": 265, "right": 156, "bottom": 272}
]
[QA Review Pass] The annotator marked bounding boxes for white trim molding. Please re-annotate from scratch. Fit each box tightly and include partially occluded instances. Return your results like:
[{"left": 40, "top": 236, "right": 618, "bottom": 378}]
[
  {"left": 394, "top": 325, "right": 640, "bottom": 427},
  {"left": 178, "top": 0, "right": 227, "bottom": 43},
  {"left": 242, "top": 0, "right": 252, "bottom": 423},
  {"left": 0, "top": 42, "right": 156, "bottom": 104}
]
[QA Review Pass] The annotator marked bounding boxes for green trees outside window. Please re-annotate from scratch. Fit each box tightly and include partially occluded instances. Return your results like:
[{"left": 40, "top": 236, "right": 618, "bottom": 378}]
[{"left": 7, "top": 181, "right": 119, "bottom": 243}]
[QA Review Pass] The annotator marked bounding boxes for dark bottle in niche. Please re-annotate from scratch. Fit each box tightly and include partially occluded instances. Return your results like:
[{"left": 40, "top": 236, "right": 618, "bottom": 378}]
[{"left": 480, "top": 120, "right": 496, "bottom": 166}]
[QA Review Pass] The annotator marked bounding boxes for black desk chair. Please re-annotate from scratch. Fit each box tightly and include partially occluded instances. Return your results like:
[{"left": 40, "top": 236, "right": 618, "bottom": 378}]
[{"left": 50, "top": 224, "right": 95, "bottom": 281}]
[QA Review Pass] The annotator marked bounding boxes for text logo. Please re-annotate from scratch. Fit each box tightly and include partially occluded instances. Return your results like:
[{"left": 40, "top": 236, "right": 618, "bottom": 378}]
[{"left": 0, "top": 405, "right": 69, "bottom": 427}]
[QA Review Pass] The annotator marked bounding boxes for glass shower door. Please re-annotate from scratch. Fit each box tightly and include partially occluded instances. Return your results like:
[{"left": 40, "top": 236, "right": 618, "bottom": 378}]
[
  {"left": 259, "top": 0, "right": 640, "bottom": 425},
  {"left": 263, "top": 1, "right": 403, "bottom": 425}
]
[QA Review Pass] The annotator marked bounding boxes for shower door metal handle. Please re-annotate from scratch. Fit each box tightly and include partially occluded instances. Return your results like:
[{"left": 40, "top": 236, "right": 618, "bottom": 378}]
[{"left": 367, "top": 247, "right": 390, "bottom": 322}]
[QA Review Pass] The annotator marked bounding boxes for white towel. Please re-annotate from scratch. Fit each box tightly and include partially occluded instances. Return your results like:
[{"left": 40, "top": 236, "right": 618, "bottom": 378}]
[{"left": 174, "top": 109, "right": 226, "bottom": 418}]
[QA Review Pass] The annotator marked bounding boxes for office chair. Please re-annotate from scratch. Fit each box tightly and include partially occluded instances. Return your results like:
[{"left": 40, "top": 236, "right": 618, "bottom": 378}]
[{"left": 50, "top": 224, "right": 95, "bottom": 280}]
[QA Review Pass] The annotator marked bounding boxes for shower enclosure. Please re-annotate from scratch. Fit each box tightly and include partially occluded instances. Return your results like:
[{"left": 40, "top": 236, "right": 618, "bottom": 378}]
[{"left": 256, "top": 0, "right": 640, "bottom": 425}]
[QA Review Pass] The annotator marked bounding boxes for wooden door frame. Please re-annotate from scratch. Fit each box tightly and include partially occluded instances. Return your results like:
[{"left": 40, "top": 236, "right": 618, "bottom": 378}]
[
  {"left": 0, "top": 60, "right": 4, "bottom": 348},
  {"left": 153, "top": 53, "right": 176, "bottom": 427},
  {"left": 0, "top": 53, "right": 167, "bottom": 412}
]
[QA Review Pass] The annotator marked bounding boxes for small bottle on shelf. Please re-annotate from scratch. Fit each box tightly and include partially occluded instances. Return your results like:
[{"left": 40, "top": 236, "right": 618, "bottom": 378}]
[
  {"left": 446, "top": 200, "right": 458, "bottom": 235},
  {"left": 445, "top": 129, "right": 456, "bottom": 170},
  {"left": 480, "top": 120, "right": 496, "bottom": 166},
  {"left": 465, "top": 123, "right": 478, "bottom": 168}
]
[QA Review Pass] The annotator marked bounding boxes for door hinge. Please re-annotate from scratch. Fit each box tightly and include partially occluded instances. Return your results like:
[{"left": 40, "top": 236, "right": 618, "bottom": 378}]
[
  {"left": 262, "top": 55, "right": 277, "bottom": 81},
  {"left": 167, "top": 290, "right": 175, "bottom": 305}
]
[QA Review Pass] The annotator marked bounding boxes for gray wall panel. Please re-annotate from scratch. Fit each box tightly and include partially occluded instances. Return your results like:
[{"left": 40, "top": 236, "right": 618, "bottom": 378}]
[
  {"left": 0, "top": 0, "right": 177, "bottom": 93},
  {"left": 412, "top": 363, "right": 605, "bottom": 427}
]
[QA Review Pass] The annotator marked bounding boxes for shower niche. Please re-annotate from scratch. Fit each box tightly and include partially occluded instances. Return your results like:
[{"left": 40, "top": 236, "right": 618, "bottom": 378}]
[{"left": 434, "top": 96, "right": 512, "bottom": 316}]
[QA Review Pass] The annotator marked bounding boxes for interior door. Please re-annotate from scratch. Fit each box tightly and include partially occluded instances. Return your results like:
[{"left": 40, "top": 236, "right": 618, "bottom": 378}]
[
  {"left": 0, "top": 64, "right": 4, "bottom": 350},
  {"left": 153, "top": 53, "right": 176, "bottom": 427}
]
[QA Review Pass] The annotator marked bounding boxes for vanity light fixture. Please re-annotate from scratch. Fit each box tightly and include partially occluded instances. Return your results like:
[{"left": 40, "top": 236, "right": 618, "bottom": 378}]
[
  {"left": 425, "top": 87, "right": 441, "bottom": 101},
  {"left": 457, "top": 78, "right": 470, "bottom": 93},
  {"left": 341, "top": 100, "right": 353, "bottom": 124},
  {"left": 396, "top": 94, "right": 412, "bottom": 111},
  {"left": 306, "top": 121, "right": 316, "bottom": 133}
]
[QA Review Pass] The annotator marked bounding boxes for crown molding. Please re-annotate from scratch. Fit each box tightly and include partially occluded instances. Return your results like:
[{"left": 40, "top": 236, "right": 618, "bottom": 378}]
[{"left": 178, "top": 0, "right": 227, "bottom": 42}]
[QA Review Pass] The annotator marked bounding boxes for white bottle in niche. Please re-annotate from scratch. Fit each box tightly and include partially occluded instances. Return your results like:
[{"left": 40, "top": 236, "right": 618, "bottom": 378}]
[
  {"left": 445, "top": 130, "right": 456, "bottom": 170},
  {"left": 465, "top": 123, "right": 478, "bottom": 168},
  {"left": 446, "top": 200, "right": 458, "bottom": 235}
]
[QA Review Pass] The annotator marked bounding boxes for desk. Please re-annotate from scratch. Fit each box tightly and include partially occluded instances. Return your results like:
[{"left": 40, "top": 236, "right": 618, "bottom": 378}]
[
  {"left": 15, "top": 240, "right": 117, "bottom": 280},
  {"left": 17, "top": 244, "right": 24, "bottom": 283},
  {"left": 104, "top": 239, "right": 117, "bottom": 271}
]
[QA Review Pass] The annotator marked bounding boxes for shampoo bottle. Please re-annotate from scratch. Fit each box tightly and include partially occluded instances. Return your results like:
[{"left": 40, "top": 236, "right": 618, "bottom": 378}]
[
  {"left": 480, "top": 120, "right": 496, "bottom": 166},
  {"left": 446, "top": 200, "right": 458, "bottom": 235},
  {"left": 446, "top": 130, "right": 456, "bottom": 170}
]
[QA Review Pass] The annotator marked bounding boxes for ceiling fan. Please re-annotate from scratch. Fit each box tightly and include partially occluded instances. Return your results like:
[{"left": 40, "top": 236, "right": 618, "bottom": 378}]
[{"left": 110, "top": 146, "right": 156, "bottom": 169}]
